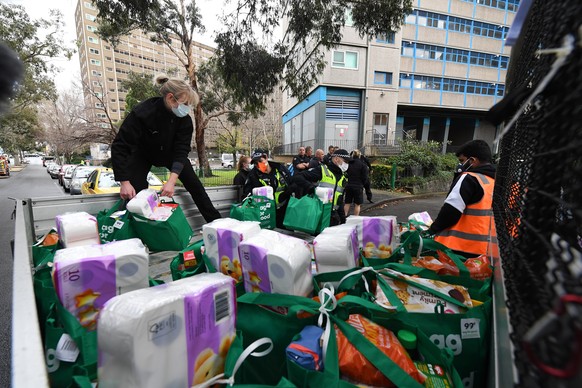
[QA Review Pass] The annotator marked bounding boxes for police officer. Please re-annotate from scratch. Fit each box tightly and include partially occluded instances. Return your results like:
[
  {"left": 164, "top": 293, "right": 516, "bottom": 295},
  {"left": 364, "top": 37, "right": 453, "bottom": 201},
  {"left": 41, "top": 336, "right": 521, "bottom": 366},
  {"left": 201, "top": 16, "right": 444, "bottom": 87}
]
[
  {"left": 292, "top": 148, "right": 349, "bottom": 226},
  {"left": 243, "top": 149, "right": 293, "bottom": 228}
]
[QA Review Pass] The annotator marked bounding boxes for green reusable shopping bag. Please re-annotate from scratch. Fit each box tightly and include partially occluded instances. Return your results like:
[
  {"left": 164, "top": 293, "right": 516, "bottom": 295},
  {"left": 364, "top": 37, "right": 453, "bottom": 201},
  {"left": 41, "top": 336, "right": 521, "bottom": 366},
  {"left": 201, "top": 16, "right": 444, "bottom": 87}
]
[
  {"left": 33, "top": 266, "right": 59, "bottom": 337},
  {"left": 32, "top": 229, "right": 59, "bottom": 267},
  {"left": 314, "top": 202, "right": 333, "bottom": 234},
  {"left": 236, "top": 292, "right": 462, "bottom": 388},
  {"left": 354, "top": 265, "right": 492, "bottom": 388},
  {"left": 230, "top": 195, "right": 276, "bottom": 230},
  {"left": 283, "top": 195, "right": 323, "bottom": 234},
  {"left": 364, "top": 230, "right": 492, "bottom": 299},
  {"left": 96, "top": 199, "right": 138, "bottom": 243},
  {"left": 44, "top": 303, "right": 97, "bottom": 387},
  {"left": 170, "top": 240, "right": 207, "bottom": 280},
  {"left": 130, "top": 202, "right": 193, "bottom": 252}
]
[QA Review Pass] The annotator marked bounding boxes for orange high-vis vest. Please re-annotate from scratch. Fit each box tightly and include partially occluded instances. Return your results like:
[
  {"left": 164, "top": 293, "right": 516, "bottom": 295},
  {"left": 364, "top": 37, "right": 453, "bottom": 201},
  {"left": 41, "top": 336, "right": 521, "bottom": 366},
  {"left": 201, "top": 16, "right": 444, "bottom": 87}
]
[{"left": 435, "top": 172, "right": 499, "bottom": 258}]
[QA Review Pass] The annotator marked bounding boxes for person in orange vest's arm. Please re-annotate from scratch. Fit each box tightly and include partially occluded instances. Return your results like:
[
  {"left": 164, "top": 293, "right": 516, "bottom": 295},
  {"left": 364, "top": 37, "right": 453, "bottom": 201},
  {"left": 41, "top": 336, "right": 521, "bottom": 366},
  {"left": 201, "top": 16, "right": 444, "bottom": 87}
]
[{"left": 425, "top": 139, "right": 499, "bottom": 259}]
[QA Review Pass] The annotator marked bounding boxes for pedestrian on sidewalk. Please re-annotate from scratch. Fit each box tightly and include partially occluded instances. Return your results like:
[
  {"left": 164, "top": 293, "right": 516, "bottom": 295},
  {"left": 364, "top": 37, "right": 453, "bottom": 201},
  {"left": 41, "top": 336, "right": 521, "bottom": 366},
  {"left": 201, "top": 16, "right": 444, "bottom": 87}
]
[{"left": 351, "top": 149, "right": 373, "bottom": 203}]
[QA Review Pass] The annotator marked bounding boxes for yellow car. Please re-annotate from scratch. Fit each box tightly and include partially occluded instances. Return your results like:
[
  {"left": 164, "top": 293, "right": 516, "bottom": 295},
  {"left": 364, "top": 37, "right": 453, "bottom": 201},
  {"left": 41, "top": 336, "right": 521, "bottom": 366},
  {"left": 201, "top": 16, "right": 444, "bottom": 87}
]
[{"left": 81, "top": 168, "right": 164, "bottom": 194}]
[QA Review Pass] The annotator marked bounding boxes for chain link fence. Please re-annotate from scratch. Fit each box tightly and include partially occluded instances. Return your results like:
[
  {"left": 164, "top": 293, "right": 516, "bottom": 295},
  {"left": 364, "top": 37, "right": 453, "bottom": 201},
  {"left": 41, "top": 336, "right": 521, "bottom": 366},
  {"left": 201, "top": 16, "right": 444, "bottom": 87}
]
[{"left": 492, "top": 1, "right": 582, "bottom": 386}]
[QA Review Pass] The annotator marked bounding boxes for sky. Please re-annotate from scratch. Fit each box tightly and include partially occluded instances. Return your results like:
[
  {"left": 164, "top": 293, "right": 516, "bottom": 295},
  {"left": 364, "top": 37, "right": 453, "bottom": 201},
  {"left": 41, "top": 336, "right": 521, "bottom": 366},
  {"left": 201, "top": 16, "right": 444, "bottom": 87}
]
[{"left": 5, "top": 0, "right": 225, "bottom": 91}]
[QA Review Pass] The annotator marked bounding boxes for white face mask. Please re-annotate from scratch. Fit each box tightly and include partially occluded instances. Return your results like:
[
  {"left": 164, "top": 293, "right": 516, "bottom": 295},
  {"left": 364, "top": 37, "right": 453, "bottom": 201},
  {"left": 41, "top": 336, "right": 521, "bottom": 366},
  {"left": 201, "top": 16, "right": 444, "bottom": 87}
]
[
  {"left": 338, "top": 162, "right": 349, "bottom": 173},
  {"left": 172, "top": 103, "right": 190, "bottom": 118}
]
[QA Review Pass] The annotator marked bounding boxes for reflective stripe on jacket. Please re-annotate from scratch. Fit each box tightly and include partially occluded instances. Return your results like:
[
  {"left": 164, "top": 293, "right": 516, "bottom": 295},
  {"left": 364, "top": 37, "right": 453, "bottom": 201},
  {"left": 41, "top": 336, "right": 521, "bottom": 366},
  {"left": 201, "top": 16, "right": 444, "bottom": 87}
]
[
  {"left": 259, "top": 170, "right": 287, "bottom": 208},
  {"left": 318, "top": 164, "right": 346, "bottom": 210},
  {"left": 435, "top": 172, "right": 499, "bottom": 258}
]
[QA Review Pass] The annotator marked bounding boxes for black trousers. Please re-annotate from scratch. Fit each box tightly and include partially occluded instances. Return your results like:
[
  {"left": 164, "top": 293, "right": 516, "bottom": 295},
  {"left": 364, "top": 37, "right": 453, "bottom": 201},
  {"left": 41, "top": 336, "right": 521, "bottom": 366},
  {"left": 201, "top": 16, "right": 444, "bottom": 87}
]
[{"left": 130, "top": 158, "right": 222, "bottom": 223}]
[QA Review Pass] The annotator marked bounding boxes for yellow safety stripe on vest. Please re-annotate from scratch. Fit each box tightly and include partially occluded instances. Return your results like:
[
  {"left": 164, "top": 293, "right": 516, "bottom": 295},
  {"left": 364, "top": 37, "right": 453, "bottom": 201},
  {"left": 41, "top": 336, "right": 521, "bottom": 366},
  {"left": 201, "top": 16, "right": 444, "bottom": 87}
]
[
  {"left": 319, "top": 164, "right": 345, "bottom": 210},
  {"left": 259, "top": 170, "right": 287, "bottom": 208}
]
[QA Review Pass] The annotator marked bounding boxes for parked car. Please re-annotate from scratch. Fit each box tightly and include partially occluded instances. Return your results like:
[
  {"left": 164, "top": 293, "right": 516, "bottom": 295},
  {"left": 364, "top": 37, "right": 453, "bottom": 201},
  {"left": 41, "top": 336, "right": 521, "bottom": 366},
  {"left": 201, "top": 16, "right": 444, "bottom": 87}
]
[
  {"left": 81, "top": 168, "right": 163, "bottom": 195},
  {"left": 221, "top": 153, "right": 234, "bottom": 168},
  {"left": 58, "top": 164, "right": 76, "bottom": 186},
  {"left": 48, "top": 164, "right": 61, "bottom": 179},
  {"left": 42, "top": 156, "right": 56, "bottom": 167},
  {"left": 0, "top": 156, "right": 9, "bottom": 176},
  {"left": 69, "top": 165, "right": 101, "bottom": 195},
  {"left": 62, "top": 165, "right": 78, "bottom": 193}
]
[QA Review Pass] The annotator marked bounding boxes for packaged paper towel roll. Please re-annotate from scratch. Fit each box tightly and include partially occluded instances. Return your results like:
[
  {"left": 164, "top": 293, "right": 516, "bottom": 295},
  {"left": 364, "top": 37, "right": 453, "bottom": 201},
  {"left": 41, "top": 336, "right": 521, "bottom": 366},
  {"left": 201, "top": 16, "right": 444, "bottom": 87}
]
[
  {"left": 239, "top": 229, "right": 313, "bottom": 296},
  {"left": 55, "top": 212, "right": 100, "bottom": 248},
  {"left": 345, "top": 216, "right": 399, "bottom": 259},
  {"left": 252, "top": 186, "right": 274, "bottom": 200},
  {"left": 98, "top": 273, "right": 236, "bottom": 388},
  {"left": 52, "top": 238, "right": 149, "bottom": 331},
  {"left": 202, "top": 218, "right": 261, "bottom": 281},
  {"left": 315, "top": 187, "right": 334, "bottom": 204},
  {"left": 313, "top": 224, "right": 359, "bottom": 274},
  {"left": 127, "top": 188, "right": 159, "bottom": 218}
]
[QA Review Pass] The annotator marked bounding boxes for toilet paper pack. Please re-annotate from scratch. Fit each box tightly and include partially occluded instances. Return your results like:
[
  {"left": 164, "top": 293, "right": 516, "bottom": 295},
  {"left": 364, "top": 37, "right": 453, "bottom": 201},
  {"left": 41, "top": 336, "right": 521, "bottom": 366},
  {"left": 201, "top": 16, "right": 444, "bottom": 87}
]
[
  {"left": 345, "top": 216, "right": 399, "bottom": 259},
  {"left": 127, "top": 188, "right": 159, "bottom": 219},
  {"left": 98, "top": 273, "right": 236, "bottom": 388},
  {"left": 239, "top": 229, "right": 313, "bottom": 296},
  {"left": 55, "top": 211, "right": 101, "bottom": 248},
  {"left": 313, "top": 224, "right": 359, "bottom": 274},
  {"left": 203, "top": 218, "right": 262, "bottom": 281},
  {"left": 315, "top": 187, "right": 334, "bottom": 204},
  {"left": 252, "top": 186, "right": 274, "bottom": 200},
  {"left": 53, "top": 238, "right": 149, "bottom": 330}
]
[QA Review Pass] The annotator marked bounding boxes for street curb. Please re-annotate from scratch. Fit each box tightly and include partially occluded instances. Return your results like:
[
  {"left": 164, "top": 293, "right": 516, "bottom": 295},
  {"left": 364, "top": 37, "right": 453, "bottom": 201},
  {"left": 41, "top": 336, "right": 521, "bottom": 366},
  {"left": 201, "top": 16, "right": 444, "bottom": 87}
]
[{"left": 361, "top": 192, "right": 447, "bottom": 214}]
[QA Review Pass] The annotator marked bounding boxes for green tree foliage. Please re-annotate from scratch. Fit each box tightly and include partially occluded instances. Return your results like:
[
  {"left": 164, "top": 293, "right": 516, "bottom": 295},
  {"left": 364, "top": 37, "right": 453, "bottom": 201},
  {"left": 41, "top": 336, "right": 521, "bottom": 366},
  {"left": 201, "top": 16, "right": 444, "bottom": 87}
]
[
  {"left": 93, "top": 0, "right": 216, "bottom": 173},
  {"left": 0, "top": 4, "right": 74, "bottom": 154},
  {"left": 215, "top": 0, "right": 413, "bottom": 104},
  {"left": 121, "top": 72, "right": 160, "bottom": 115}
]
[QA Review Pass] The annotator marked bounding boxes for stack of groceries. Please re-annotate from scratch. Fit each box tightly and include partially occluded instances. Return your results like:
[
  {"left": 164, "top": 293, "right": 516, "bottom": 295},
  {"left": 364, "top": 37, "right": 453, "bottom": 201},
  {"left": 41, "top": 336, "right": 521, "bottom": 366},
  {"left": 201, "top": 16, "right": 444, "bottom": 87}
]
[{"left": 31, "top": 196, "right": 494, "bottom": 387}]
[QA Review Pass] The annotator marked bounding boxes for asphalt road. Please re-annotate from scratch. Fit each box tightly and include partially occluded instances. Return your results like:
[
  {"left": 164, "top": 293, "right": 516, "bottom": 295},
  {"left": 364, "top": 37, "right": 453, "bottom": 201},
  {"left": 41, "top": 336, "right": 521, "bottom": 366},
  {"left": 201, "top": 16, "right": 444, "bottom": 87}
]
[
  {"left": 362, "top": 194, "right": 445, "bottom": 221},
  {"left": 0, "top": 164, "right": 67, "bottom": 387}
]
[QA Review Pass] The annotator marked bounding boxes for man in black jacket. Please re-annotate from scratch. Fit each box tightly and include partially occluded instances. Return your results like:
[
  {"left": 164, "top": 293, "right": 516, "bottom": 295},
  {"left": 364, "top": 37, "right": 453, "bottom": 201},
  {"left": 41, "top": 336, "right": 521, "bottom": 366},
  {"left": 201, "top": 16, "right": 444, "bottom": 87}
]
[
  {"left": 293, "top": 149, "right": 349, "bottom": 225},
  {"left": 111, "top": 74, "right": 221, "bottom": 222},
  {"left": 427, "top": 140, "right": 498, "bottom": 257}
]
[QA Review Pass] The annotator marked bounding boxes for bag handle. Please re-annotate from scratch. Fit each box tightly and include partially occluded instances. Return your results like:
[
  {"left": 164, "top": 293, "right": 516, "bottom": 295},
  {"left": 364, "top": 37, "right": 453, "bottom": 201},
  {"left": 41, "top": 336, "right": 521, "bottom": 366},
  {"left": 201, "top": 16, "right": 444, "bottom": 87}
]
[{"left": 105, "top": 199, "right": 127, "bottom": 217}]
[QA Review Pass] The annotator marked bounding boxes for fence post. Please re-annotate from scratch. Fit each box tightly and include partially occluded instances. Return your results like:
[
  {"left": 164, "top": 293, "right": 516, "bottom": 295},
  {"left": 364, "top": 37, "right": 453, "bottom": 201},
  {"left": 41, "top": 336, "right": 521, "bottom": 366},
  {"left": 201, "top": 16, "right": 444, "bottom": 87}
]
[{"left": 391, "top": 163, "right": 397, "bottom": 189}]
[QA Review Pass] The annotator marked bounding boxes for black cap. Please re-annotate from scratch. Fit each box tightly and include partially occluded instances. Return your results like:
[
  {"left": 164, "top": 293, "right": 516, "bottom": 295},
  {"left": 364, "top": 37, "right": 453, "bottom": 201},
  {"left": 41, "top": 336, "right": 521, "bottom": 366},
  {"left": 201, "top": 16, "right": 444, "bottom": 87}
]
[
  {"left": 331, "top": 149, "right": 352, "bottom": 161},
  {"left": 251, "top": 149, "right": 268, "bottom": 163}
]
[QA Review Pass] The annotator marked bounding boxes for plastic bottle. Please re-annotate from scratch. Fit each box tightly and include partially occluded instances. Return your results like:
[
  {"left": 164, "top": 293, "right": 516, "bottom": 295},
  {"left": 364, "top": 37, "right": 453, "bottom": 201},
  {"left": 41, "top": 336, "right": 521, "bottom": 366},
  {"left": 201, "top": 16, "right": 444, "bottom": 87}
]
[{"left": 398, "top": 329, "right": 422, "bottom": 361}]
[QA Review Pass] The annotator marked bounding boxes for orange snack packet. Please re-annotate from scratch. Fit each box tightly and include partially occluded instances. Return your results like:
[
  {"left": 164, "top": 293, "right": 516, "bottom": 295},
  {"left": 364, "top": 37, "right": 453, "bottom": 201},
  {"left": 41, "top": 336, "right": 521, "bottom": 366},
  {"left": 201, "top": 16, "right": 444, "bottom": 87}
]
[
  {"left": 411, "top": 256, "right": 444, "bottom": 272},
  {"left": 335, "top": 314, "right": 425, "bottom": 387},
  {"left": 42, "top": 232, "right": 59, "bottom": 246},
  {"left": 437, "top": 251, "right": 492, "bottom": 280}
]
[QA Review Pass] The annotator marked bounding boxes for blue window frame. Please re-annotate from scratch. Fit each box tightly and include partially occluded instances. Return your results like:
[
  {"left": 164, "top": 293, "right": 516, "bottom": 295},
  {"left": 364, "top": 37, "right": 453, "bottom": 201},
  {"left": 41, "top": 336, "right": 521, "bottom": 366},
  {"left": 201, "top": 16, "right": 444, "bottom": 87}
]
[
  {"left": 400, "top": 74, "right": 505, "bottom": 96},
  {"left": 461, "top": 0, "right": 520, "bottom": 12},
  {"left": 405, "top": 9, "right": 510, "bottom": 40},
  {"left": 376, "top": 32, "right": 395, "bottom": 44},
  {"left": 374, "top": 71, "right": 393, "bottom": 85},
  {"left": 401, "top": 42, "right": 509, "bottom": 69}
]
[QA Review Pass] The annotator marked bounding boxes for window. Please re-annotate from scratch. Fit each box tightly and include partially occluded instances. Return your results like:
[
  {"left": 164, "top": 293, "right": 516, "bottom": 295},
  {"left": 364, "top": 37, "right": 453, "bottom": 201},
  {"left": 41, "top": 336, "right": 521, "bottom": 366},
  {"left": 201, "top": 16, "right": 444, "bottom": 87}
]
[
  {"left": 87, "top": 25, "right": 97, "bottom": 32},
  {"left": 91, "top": 70, "right": 102, "bottom": 77},
  {"left": 89, "top": 48, "right": 99, "bottom": 55},
  {"left": 94, "top": 92, "right": 102, "bottom": 98},
  {"left": 84, "top": 2, "right": 96, "bottom": 10},
  {"left": 344, "top": 9, "right": 354, "bottom": 27},
  {"left": 96, "top": 113, "right": 107, "bottom": 119},
  {"left": 399, "top": 74, "right": 413, "bottom": 88},
  {"left": 95, "top": 102, "right": 104, "bottom": 108},
  {"left": 90, "top": 59, "right": 101, "bottom": 66},
  {"left": 376, "top": 32, "right": 395, "bottom": 44},
  {"left": 85, "top": 13, "right": 96, "bottom": 22},
  {"left": 331, "top": 50, "right": 358, "bottom": 69},
  {"left": 374, "top": 71, "right": 393, "bottom": 85},
  {"left": 88, "top": 36, "right": 99, "bottom": 44},
  {"left": 92, "top": 81, "right": 100, "bottom": 86},
  {"left": 401, "top": 42, "right": 414, "bottom": 57}
]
